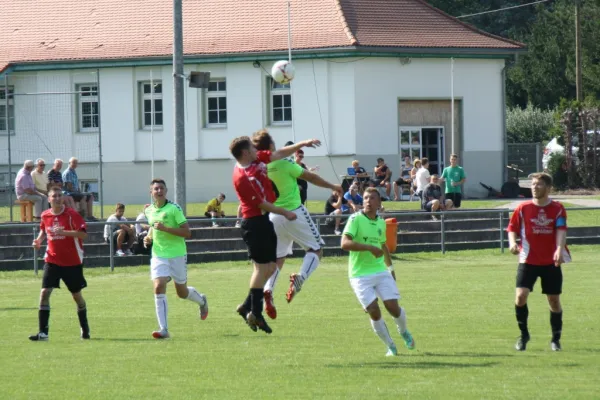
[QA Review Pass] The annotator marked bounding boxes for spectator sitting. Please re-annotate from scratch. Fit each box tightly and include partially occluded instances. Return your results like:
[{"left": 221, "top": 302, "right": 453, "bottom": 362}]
[
  {"left": 205, "top": 193, "right": 226, "bottom": 227},
  {"left": 46, "top": 158, "right": 76, "bottom": 209},
  {"left": 15, "top": 160, "right": 48, "bottom": 220},
  {"left": 422, "top": 175, "right": 453, "bottom": 220},
  {"left": 410, "top": 158, "right": 421, "bottom": 198},
  {"left": 134, "top": 204, "right": 152, "bottom": 255},
  {"left": 392, "top": 156, "right": 413, "bottom": 201},
  {"left": 104, "top": 203, "right": 134, "bottom": 256},
  {"left": 415, "top": 157, "right": 431, "bottom": 200},
  {"left": 351, "top": 160, "right": 370, "bottom": 191},
  {"left": 31, "top": 158, "right": 49, "bottom": 197},
  {"left": 371, "top": 157, "right": 392, "bottom": 199},
  {"left": 63, "top": 157, "right": 97, "bottom": 221},
  {"left": 325, "top": 189, "right": 350, "bottom": 236},
  {"left": 344, "top": 184, "right": 364, "bottom": 213}
]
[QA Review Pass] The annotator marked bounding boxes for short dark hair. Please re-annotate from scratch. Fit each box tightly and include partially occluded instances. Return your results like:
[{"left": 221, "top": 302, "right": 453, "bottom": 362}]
[
  {"left": 229, "top": 136, "right": 252, "bottom": 160},
  {"left": 252, "top": 129, "right": 274, "bottom": 151},
  {"left": 150, "top": 178, "right": 167, "bottom": 188},
  {"left": 218, "top": 193, "right": 226, "bottom": 199},
  {"left": 48, "top": 186, "right": 62, "bottom": 196},
  {"left": 115, "top": 203, "right": 125, "bottom": 210},
  {"left": 363, "top": 187, "right": 381, "bottom": 199},
  {"left": 530, "top": 172, "right": 553, "bottom": 187},
  {"left": 284, "top": 141, "right": 294, "bottom": 146},
  {"left": 421, "top": 157, "right": 429, "bottom": 166},
  {"left": 450, "top": 154, "right": 458, "bottom": 159},
  {"left": 377, "top": 158, "right": 384, "bottom": 163}
]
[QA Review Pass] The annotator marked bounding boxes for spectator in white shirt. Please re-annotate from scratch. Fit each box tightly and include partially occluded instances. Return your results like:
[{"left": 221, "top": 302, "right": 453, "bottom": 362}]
[
  {"left": 104, "top": 203, "right": 134, "bottom": 256},
  {"left": 415, "top": 157, "right": 431, "bottom": 198}
]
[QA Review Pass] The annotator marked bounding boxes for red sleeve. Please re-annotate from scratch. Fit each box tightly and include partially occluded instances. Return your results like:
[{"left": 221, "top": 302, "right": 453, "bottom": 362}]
[
  {"left": 507, "top": 206, "right": 522, "bottom": 233},
  {"left": 236, "top": 175, "right": 265, "bottom": 208},
  {"left": 70, "top": 209, "right": 87, "bottom": 232},
  {"left": 256, "top": 150, "right": 272, "bottom": 164}
]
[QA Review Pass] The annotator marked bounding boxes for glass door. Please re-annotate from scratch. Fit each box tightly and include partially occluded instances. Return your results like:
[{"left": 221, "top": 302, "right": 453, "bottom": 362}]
[{"left": 398, "top": 127, "right": 422, "bottom": 169}]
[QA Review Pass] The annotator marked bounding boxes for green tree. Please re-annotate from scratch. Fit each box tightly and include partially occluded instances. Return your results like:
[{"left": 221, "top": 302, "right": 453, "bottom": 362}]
[{"left": 506, "top": 103, "right": 557, "bottom": 143}]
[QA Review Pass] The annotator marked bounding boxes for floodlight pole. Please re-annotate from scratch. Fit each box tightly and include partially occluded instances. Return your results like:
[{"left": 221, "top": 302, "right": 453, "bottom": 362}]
[
  {"left": 4, "top": 74, "right": 13, "bottom": 222},
  {"left": 173, "top": 0, "right": 186, "bottom": 213}
]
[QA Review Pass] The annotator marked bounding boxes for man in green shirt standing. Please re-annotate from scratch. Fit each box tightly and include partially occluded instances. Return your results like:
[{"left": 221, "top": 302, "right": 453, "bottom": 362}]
[
  {"left": 143, "top": 179, "right": 208, "bottom": 339},
  {"left": 253, "top": 131, "right": 342, "bottom": 318},
  {"left": 341, "top": 187, "right": 415, "bottom": 356},
  {"left": 441, "top": 154, "right": 466, "bottom": 209}
]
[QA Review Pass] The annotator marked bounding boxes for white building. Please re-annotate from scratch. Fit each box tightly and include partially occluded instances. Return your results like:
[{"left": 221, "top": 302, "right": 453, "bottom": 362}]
[{"left": 0, "top": 0, "right": 525, "bottom": 206}]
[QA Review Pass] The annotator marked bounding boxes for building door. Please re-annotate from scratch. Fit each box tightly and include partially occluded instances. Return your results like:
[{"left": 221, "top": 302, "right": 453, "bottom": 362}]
[
  {"left": 399, "top": 127, "right": 445, "bottom": 174},
  {"left": 398, "top": 127, "right": 422, "bottom": 169}
]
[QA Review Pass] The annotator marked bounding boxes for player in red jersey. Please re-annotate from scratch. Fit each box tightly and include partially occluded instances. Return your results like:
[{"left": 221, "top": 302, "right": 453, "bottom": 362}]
[
  {"left": 29, "top": 186, "right": 90, "bottom": 341},
  {"left": 507, "top": 173, "right": 570, "bottom": 352},
  {"left": 230, "top": 135, "right": 313, "bottom": 334}
]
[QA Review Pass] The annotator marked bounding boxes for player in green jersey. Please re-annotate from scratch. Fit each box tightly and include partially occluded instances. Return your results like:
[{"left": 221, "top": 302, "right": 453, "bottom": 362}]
[
  {"left": 341, "top": 187, "right": 415, "bottom": 356},
  {"left": 143, "top": 178, "right": 208, "bottom": 339}
]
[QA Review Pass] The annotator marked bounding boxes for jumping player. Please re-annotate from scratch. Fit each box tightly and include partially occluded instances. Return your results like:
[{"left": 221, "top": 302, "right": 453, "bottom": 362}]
[
  {"left": 230, "top": 135, "right": 300, "bottom": 334},
  {"left": 341, "top": 187, "right": 415, "bottom": 356},
  {"left": 252, "top": 130, "right": 342, "bottom": 319},
  {"left": 507, "top": 173, "right": 570, "bottom": 351},
  {"left": 143, "top": 179, "right": 208, "bottom": 339},
  {"left": 29, "top": 186, "right": 90, "bottom": 341}
]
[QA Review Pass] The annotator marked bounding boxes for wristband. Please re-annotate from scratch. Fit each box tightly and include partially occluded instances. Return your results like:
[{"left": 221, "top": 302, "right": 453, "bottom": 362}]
[{"left": 387, "top": 265, "right": 394, "bottom": 272}]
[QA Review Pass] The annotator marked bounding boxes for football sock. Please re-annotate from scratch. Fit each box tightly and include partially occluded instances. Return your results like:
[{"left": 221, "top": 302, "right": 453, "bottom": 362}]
[
  {"left": 371, "top": 318, "right": 395, "bottom": 348},
  {"left": 515, "top": 304, "right": 529, "bottom": 336},
  {"left": 550, "top": 310, "right": 563, "bottom": 342},
  {"left": 242, "top": 290, "right": 252, "bottom": 312},
  {"left": 299, "top": 252, "right": 319, "bottom": 281},
  {"left": 186, "top": 287, "right": 206, "bottom": 306},
  {"left": 393, "top": 307, "right": 408, "bottom": 334},
  {"left": 39, "top": 305, "right": 50, "bottom": 335},
  {"left": 264, "top": 268, "right": 280, "bottom": 293},
  {"left": 77, "top": 303, "right": 89, "bottom": 334},
  {"left": 250, "top": 288, "right": 264, "bottom": 316},
  {"left": 155, "top": 294, "right": 168, "bottom": 331}
]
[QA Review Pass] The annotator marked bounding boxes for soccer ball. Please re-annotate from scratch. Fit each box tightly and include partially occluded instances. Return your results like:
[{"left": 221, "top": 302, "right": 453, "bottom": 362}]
[{"left": 271, "top": 60, "right": 295, "bottom": 84}]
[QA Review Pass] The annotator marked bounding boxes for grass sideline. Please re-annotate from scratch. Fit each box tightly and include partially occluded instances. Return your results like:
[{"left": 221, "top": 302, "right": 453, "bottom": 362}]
[{"left": 1, "top": 246, "right": 599, "bottom": 399}]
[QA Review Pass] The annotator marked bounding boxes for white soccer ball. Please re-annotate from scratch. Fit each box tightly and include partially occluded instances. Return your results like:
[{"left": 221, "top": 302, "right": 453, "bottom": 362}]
[{"left": 271, "top": 60, "right": 295, "bottom": 84}]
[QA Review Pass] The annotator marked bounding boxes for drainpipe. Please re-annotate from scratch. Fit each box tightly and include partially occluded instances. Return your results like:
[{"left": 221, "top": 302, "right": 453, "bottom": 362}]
[{"left": 501, "top": 61, "right": 508, "bottom": 184}]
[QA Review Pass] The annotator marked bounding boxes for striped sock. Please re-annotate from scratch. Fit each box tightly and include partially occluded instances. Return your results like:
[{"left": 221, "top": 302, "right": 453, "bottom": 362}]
[{"left": 154, "top": 294, "right": 168, "bottom": 331}]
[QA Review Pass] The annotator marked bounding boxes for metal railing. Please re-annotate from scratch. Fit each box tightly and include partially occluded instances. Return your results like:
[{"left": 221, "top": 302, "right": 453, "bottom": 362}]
[{"left": 2, "top": 206, "right": 599, "bottom": 275}]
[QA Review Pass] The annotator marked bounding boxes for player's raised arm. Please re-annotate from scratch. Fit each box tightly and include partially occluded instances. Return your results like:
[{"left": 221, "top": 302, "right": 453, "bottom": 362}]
[
  {"left": 271, "top": 139, "right": 321, "bottom": 161},
  {"left": 258, "top": 201, "right": 297, "bottom": 221},
  {"left": 299, "top": 170, "right": 342, "bottom": 193}
]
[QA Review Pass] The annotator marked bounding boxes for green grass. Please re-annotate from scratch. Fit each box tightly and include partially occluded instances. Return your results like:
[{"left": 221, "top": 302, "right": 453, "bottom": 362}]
[
  {"left": 559, "top": 202, "right": 600, "bottom": 227},
  {"left": 1, "top": 246, "right": 599, "bottom": 399}
]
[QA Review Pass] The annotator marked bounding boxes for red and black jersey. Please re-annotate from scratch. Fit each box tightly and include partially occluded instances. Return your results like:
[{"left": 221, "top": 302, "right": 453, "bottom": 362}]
[
  {"left": 40, "top": 207, "right": 87, "bottom": 266},
  {"left": 232, "top": 150, "right": 276, "bottom": 219}
]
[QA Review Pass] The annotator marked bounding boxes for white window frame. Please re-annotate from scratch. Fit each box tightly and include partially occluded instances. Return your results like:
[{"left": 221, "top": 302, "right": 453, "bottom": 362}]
[
  {"left": 205, "top": 80, "right": 227, "bottom": 127},
  {"left": 0, "top": 86, "right": 15, "bottom": 136},
  {"left": 139, "top": 81, "right": 163, "bottom": 129},
  {"left": 77, "top": 84, "right": 99, "bottom": 132},
  {"left": 270, "top": 79, "right": 292, "bottom": 125}
]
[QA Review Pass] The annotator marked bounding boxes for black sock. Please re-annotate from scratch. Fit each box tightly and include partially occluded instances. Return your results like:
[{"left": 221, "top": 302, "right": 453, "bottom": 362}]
[
  {"left": 77, "top": 307, "right": 89, "bottom": 334},
  {"left": 250, "top": 288, "right": 264, "bottom": 317},
  {"left": 550, "top": 310, "right": 563, "bottom": 342},
  {"left": 39, "top": 306, "right": 50, "bottom": 335},
  {"left": 242, "top": 291, "right": 252, "bottom": 312},
  {"left": 515, "top": 304, "right": 529, "bottom": 337}
]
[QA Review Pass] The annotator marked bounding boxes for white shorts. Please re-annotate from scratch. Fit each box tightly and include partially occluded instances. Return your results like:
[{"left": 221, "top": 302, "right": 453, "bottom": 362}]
[
  {"left": 349, "top": 271, "right": 400, "bottom": 309},
  {"left": 150, "top": 255, "right": 187, "bottom": 284},
  {"left": 270, "top": 205, "right": 325, "bottom": 258}
]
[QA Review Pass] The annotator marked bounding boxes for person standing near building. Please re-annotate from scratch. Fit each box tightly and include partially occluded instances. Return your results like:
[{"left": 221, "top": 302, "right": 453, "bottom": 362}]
[
  {"left": 441, "top": 154, "right": 466, "bottom": 209},
  {"left": 29, "top": 186, "right": 90, "bottom": 341}
]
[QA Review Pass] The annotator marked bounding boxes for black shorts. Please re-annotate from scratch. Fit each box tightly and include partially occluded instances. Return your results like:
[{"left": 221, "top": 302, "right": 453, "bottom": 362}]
[
  {"left": 240, "top": 214, "right": 277, "bottom": 264},
  {"left": 42, "top": 263, "right": 87, "bottom": 293},
  {"left": 446, "top": 192, "right": 462, "bottom": 208},
  {"left": 516, "top": 263, "right": 562, "bottom": 295}
]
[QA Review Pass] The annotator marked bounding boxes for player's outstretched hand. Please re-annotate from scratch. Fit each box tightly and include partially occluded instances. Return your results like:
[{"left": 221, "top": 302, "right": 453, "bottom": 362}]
[
  {"left": 509, "top": 243, "right": 519, "bottom": 255},
  {"left": 284, "top": 211, "right": 297, "bottom": 221},
  {"left": 553, "top": 248, "right": 564, "bottom": 267},
  {"left": 369, "top": 246, "right": 384, "bottom": 258},
  {"left": 302, "top": 139, "right": 321, "bottom": 148}
]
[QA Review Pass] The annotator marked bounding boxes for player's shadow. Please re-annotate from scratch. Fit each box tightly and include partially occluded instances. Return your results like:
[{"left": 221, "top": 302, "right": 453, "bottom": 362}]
[
  {"left": 416, "top": 351, "right": 516, "bottom": 358},
  {"left": 0, "top": 307, "right": 37, "bottom": 311},
  {"left": 327, "top": 361, "right": 499, "bottom": 370},
  {"left": 92, "top": 337, "right": 155, "bottom": 342}
]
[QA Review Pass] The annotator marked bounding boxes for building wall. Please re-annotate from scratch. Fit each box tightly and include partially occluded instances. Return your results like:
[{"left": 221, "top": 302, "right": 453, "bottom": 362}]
[{"left": 0, "top": 57, "right": 505, "bottom": 203}]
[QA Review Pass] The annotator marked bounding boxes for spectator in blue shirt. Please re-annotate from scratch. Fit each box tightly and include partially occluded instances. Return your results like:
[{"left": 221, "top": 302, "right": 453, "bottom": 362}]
[
  {"left": 63, "top": 157, "right": 97, "bottom": 221},
  {"left": 47, "top": 158, "right": 77, "bottom": 209},
  {"left": 343, "top": 184, "right": 363, "bottom": 213}
]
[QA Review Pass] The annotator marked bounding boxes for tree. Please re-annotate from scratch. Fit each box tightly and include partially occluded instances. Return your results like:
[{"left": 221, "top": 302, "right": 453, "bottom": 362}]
[{"left": 506, "top": 103, "right": 557, "bottom": 143}]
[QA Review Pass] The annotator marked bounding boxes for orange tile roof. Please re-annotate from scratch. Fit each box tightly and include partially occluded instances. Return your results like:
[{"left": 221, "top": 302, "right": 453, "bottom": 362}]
[{"left": 0, "top": 0, "right": 524, "bottom": 73}]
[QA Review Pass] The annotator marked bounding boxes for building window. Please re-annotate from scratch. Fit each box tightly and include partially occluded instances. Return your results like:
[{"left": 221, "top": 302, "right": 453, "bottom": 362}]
[
  {"left": 77, "top": 84, "right": 99, "bottom": 132},
  {"left": 206, "top": 80, "right": 227, "bottom": 126},
  {"left": 140, "top": 81, "right": 163, "bottom": 128},
  {"left": 271, "top": 80, "right": 292, "bottom": 124},
  {"left": 0, "top": 86, "right": 15, "bottom": 135}
]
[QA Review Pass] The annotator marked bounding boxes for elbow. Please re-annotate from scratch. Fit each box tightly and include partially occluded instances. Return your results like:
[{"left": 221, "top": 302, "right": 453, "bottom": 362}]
[
  {"left": 184, "top": 229, "right": 192, "bottom": 239},
  {"left": 340, "top": 239, "right": 351, "bottom": 251}
]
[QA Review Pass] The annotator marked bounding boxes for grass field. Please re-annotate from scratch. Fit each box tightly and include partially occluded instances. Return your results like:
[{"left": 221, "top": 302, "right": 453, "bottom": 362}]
[{"left": 1, "top": 246, "right": 599, "bottom": 399}]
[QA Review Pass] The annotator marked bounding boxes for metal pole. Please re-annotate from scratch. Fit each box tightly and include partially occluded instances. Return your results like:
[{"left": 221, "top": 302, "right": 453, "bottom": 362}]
[
  {"left": 499, "top": 212, "right": 505, "bottom": 253},
  {"left": 575, "top": 2, "right": 583, "bottom": 102},
  {"left": 33, "top": 225, "right": 39, "bottom": 276},
  {"left": 287, "top": 2, "right": 292, "bottom": 63},
  {"left": 450, "top": 58, "right": 455, "bottom": 155},
  {"left": 173, "top": 0, "right": 186, "bottom": 213},
  {"left": 5, "top": 74, "right": 14, "bottom": 222},
  {"left": 96, "top": 69, "right": 105, "bottom": 219},
  {"left": 536, "top": 143, "right": 541, "bottom": 173},
  {"left": 109, "top": 224, "right": 115, "bottom": 272},
  {"left": 440, "top": 212, "right": 446, "bottom": 254},
  {"left": 150, "top": 70, "right": 155, "bottom": 179}
]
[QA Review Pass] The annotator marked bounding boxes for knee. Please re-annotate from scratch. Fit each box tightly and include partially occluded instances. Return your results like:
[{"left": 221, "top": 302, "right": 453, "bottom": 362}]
[
  {"left": 548, "top": 296, "right": 561, "bottom": 312},
  {"left": 40, "top": 288, "right": 52, "bottom": 302},
  {"left": 310, "top": 248, "right": 323, "bottom": 259},
  {"left": 366, "top": 303, "right": 381, "bottom": 320},
  {"left": 175, "top": 286, "right": 188, "bottom": 299},
  {"left": 445, "top": 200, "right": 453, "bottom": 208},
  {"left": 515, "top": 293, "right": 528, "bottom": 306}
]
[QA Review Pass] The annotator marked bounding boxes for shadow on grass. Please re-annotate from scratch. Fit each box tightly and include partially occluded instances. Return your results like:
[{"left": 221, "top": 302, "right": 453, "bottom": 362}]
[
  {"left": 92, "top": 337, "right": 156, "bottom": 342},
  {"left": 327, "top": 361, "right": 499, "bottom": 369},
  {"left": 416, "top": 351, "right": 516, "bottom": 358},
  {"left": 0, "top": 307, "right": 38, "bottom": 311}
]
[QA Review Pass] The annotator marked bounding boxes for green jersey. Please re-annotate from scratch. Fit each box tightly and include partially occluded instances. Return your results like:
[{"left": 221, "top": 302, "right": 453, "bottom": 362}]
[
  {"left": 267, "top": 158, "right": 305, "bottom": 210},
  {"left": 342, "top": 212, "right": 387, "bottom": 278},
  {"left": 145, "top": 200, "right": 187, "bottom": 258},
  {"left": 441, "top": 166, "right": 466, "bottom": 194}
]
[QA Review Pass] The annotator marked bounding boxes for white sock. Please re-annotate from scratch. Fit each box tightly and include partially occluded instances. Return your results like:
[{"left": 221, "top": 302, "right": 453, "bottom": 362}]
[
  {"left": 299, "top": 252, "right": 319, "bottom": 281},
  {"left": 154, "top": 294, "right": 168, "bottom": 331},
  {"left": 371, "top": 318, "right": 395, "bottom": 347},
  {"left": 264, "top": 268, "right": 280, "bottom": 292},
  {"left": 186, "top": 287, "right": 205, "bottom": 306},
  {"left": 393, "top": 307, "right": 408, "bottom": 334}
]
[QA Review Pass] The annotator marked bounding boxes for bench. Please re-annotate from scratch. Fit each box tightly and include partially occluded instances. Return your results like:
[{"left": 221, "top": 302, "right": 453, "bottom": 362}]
[{"left": 15, "top": 199, "right": 34, "bottom": 222}]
